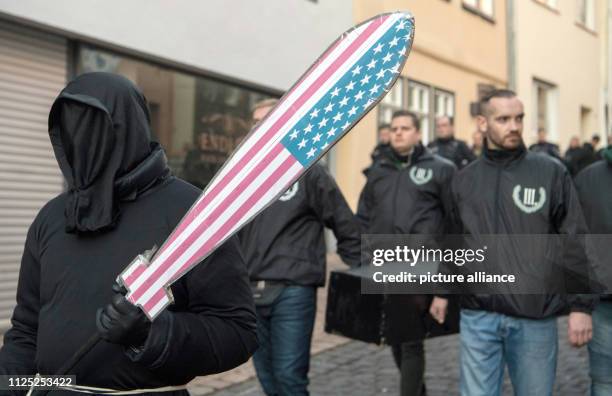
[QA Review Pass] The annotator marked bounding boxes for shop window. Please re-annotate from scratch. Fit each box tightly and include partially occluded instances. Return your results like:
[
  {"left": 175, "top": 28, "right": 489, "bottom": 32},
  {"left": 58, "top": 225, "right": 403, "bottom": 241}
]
[{"left": 76, "top": 46, "right": 274, "bottom": 190}]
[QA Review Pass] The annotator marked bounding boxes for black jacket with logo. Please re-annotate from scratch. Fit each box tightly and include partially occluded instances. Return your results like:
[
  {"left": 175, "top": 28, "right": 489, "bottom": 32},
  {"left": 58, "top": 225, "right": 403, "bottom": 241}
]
[
  {"left": 427, "top": 137, "right": 476, "bottom": 169},
  {"left": 575, "top": 152, "right": 612, "bottom": 301},
  {"left": 356, "top": 144, "right": 456, "bottom": 235},
  {"left": 239, "top": 164, "right": 360, "bottom": 287},
  {"left": 451, "top": 144, "right": 594, "bottom": 318},
  {"left": 529, "top": 141, "right": 561, "bottom": 159}
]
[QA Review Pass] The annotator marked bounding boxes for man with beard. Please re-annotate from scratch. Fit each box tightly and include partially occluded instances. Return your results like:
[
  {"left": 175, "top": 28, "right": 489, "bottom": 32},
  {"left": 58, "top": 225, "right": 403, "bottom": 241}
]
[
  {"left": 430, "top": 89, "right": 593, "bottom": 396},
  {"left": 0, "top": 73, "right": 258, "bottom": 395},
  {"left": 357, "top": 110, "right": 456, "bottom": 396},
  {"left": 240, "top": 100, "right": 360, "bottom": 396},
  {"left": 575, "top": 143, "right": 612, "bottom": 395},
  {"left": 427, "top": 115, "right": 476, "bottom": 169}
]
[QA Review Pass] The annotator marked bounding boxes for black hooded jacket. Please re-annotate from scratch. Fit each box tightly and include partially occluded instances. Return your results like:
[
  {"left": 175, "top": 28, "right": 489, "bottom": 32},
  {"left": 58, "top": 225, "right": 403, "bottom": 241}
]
[
  {"left": 427, "top": 137, "right": 476, "bottom": 169},
  {"left": 239, "top": 164, "right": 360, "bottom": 286},
  {"left": 451, "top": 143, "right": 594, "bottom": 318},
  {"left": 0, "top": 73, "right": 257, "bottom": 394},
  {"left": 575, "top": 147, "right": 612, "bottom": 301},
  {"left": 529, "top": 141, "right": 561, "bottom": 159},
  {"left": 356, "top": 144, "right": 456, "bottom": 235}
]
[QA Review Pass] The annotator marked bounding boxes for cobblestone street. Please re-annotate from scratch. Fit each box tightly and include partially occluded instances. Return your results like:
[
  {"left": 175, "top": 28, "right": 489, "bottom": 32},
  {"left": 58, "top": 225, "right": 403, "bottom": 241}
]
[
  {"left": 201, "top": 317, "right": 589, "bottom": 396},
  {"left": 186, "top": 256, "right": 591, "bottom": 395}
]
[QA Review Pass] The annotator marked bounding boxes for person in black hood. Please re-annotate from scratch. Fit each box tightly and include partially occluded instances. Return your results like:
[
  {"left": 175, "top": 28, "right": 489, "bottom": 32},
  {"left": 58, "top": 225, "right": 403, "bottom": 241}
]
[
  {"left": 427, "top": 115, "right": 476, "bottom": 169},
  {"left": 0, "top": 73, "right": 257, "bottom": 395},
  {"left": 575, "top": 145, "right": 612, "bottom": 395},
  {"left": 238, "top": 99, "right": 360, "bottom": 396},
  {"left": 357, "top": 110, "right": 456, "bottom": 396},
  {"left": 430, "top": 89, "right": 593, "bottom": 396}
]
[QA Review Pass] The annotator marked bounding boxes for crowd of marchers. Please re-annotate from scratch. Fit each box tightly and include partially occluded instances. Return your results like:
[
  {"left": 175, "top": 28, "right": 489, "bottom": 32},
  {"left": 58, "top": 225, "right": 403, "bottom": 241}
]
[{"left": 0, "top": 74, "right": 610, "bottom": 396}]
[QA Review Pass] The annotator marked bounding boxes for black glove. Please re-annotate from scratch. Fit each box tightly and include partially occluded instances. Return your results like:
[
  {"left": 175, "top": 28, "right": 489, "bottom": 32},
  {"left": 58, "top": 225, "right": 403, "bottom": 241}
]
[{"left": 96, "top": 284, "right": 152, "bottom": 348}]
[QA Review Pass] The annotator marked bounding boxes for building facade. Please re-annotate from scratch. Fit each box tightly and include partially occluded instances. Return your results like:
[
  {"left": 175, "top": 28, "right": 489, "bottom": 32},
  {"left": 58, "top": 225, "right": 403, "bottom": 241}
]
[
  {"left": 336, "top": 0, "right": 509, "bottom": 208},
  {"left": 512, "top": 0, "right": 607, "bottom": 151}
]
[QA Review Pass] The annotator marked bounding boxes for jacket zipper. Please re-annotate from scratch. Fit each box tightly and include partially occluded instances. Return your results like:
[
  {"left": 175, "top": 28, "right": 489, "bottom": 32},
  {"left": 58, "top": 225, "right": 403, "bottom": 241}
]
[{"left": 493, "top": 166, "right": 502, "bottom": 234}]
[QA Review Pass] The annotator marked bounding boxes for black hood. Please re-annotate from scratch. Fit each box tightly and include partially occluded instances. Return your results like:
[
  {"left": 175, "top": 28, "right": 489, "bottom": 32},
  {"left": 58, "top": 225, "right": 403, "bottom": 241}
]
[{"left": 48, "top": 72, "right": 169, "bottom": 233}]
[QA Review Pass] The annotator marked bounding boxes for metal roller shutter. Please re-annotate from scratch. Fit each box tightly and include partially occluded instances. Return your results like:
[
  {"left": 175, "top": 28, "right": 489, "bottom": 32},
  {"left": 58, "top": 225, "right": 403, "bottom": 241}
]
[{"left": 0, "top": 20, "right": 66, "bottom": 329}]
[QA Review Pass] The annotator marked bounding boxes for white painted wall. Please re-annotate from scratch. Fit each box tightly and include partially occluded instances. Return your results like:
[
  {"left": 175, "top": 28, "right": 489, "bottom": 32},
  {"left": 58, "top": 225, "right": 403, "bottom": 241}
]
[
  {"left": 514, "top": 0, "right": 602, "bottom": 150},
  {"left": 0, "top": 0, "right": 352, "bottom": 91}
]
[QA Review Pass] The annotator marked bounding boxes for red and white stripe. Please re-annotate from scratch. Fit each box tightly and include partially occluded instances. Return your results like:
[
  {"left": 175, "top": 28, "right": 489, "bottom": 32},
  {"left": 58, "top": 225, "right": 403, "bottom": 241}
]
[{"left": 121, "top": 13, "right": 403, "bottom": 319}]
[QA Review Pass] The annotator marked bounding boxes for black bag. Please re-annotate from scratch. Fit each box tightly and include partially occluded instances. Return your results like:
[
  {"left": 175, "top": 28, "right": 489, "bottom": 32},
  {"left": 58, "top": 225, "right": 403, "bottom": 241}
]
[{"left": 325, "top": 268, "right": 460, "bottom": 345}]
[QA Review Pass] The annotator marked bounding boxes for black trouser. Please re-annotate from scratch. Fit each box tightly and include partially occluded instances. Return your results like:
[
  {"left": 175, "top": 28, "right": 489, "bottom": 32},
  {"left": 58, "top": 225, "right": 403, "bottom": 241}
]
[{"left": 391, "top": 340, "right": 426, "bottom": 396}]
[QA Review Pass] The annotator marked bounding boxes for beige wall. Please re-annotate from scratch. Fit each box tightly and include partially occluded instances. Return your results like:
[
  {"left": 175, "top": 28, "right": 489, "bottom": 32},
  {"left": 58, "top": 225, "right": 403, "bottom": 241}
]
[
  {"left": 336, "top": 0, "right": 508, "bottom": 209},
  {"left": 514, "top": 0, "right": 603, "bottom": 151}
]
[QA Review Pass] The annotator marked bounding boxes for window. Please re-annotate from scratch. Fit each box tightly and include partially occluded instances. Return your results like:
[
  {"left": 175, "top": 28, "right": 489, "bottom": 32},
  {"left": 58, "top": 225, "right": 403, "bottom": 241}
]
[
  {"left": 434, "top": 89, "right": 455, "bottom": 119},
  {"left": 377, "top": 79, "right": 455, "bottom": 144},
  {"left": 534, "top": 0, "right": 558, "bottom": 10},
  {"left": 463, "top": 0, "right": 494, "bottom": 19},
  {"left": 77, "top": 45, "right": 274, "bottom": 189},
  {"left": 533, "top": 79, "right": 558, "bottom": 141},
  {"left": 408, "top": 81, "right": 431, "bottom": 142},
  {"left": 577, "top": 0, "right": 596, "bottom": 31},
  {"left": 379, "top": 79, "right": 404, "bottom": 124}
]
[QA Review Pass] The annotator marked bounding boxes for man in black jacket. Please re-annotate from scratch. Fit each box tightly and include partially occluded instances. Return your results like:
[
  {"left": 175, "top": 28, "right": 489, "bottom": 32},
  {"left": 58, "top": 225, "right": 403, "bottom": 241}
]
[
  {"left": 564, "top": 135, "right": 583, "bottom": 176},
  {"left": 427, "top": 115, "right": 476, "bottom": 169},
  {"left": 430, "top": 89, "right": 593, "bottom": 396},
  {"left": 0, "top": 73, "right": 258, "bottom": 395},
  {"left": 528, "top": 127, "right": 561, "bottom": 159},
  {"left": 357, "top": 110, "right": 456, "bottom": 396},
  {"left": 363, "top": 123, "right": 392, "bottom": 177},
  {"left": 239, "top": 100, "right": 360, "bottom": 396},
  {"left": 575, "top": 145, "right": 612, "bottom": 395}
]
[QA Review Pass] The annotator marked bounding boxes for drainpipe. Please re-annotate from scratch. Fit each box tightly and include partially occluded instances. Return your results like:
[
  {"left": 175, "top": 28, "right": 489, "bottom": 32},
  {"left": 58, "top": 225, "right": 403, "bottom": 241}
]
[{"left": 506, "top": 0, "right": 516, "bottom": 90}]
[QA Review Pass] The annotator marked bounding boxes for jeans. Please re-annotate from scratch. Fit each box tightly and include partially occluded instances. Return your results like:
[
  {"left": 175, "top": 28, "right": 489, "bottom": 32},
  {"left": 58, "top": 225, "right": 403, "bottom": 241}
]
[
  {"left": 589, "top": 301, "right": 612, "bottom": 396},
  {"left": 253, "top": 285, "right": 316, "bottom": 396},
  {"left": 460, "top": 309, "right": 558, "bottom": 396},
  {"left": 391, "top": 341, "right": 426, "bottom": 396}
]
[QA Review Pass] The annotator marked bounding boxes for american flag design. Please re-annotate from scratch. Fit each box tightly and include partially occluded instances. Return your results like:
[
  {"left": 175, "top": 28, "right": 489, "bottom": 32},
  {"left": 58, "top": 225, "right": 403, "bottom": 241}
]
[{"left": 119, "top": 11, "right": 415, "bottom": 319}]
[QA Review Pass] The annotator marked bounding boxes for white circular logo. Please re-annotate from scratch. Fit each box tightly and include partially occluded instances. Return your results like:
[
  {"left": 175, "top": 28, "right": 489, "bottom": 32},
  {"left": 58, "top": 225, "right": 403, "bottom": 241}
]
[
  {"left": 512, "top": 185, "right": 546, "bottom": 213},
  {"left": 279, "top": 182, "right": 299, "bottom": 201},
  {"left": 409, "top": 167, "right": 433, "bottom": 185}
]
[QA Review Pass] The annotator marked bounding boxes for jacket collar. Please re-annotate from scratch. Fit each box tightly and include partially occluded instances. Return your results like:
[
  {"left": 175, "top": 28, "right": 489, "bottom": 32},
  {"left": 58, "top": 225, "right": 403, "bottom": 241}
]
[
  {"left": 482, "top": 138, "right": 527, "bottom": 167},
  {"left": 379, "top": 142, "right": 432, "bottom": 170}
]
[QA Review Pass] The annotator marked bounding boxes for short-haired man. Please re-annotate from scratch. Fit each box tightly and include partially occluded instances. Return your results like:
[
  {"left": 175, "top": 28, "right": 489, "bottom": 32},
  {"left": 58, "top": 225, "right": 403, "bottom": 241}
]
[
  {"left": 529, "top": 127, "right": 561, "bottom": 159},
  {"left": 241, "top": 100, "right": 361, "bottom": 396},
  {"left": 430, "top": 90, "right": 594, "bottom": 396},
  {"left": 357, "top": 110, "right": 456, "bottom": 396},
  {"left": 428, "top": 115, "right": 476, "bottom": 169},
  {"left": 364, "top": 123, "right": 393, "bottom": 176}
]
